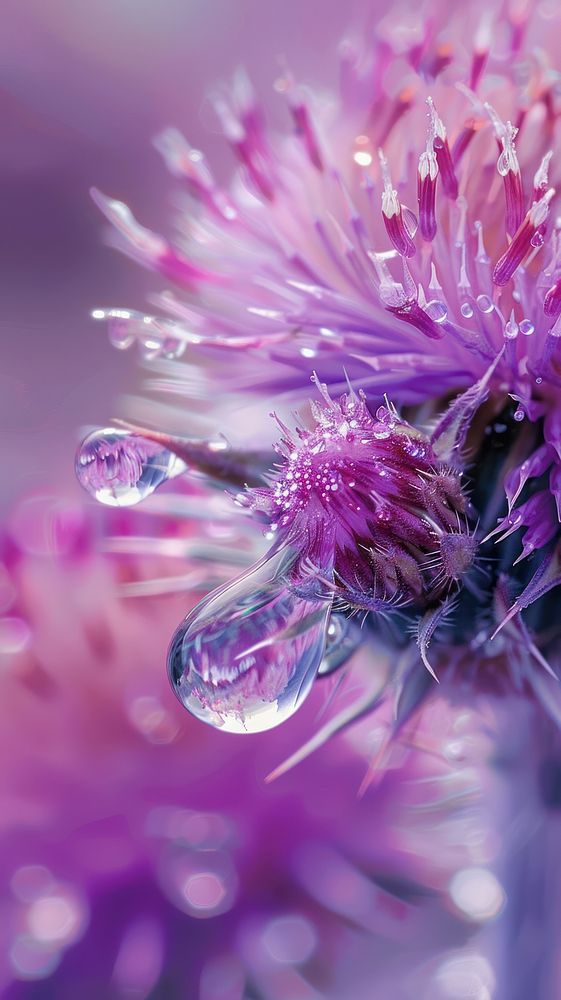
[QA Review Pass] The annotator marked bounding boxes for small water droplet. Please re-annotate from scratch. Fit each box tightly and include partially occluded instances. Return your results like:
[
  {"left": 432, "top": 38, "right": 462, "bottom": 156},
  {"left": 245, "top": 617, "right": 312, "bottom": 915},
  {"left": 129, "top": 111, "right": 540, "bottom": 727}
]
[
  {"left": 401, "top": 206, "right": 419, "bottom": 238},
  {"left": 531, "top": 231, "right": 545, "bottom": 249},
  {"left": 535, "top": 376, "right": 543, "bottom": 385},
  {"left": 460, "top": 301, "right": 474, "bottom": 319},
  {"left": 513, "top": 407, "right": 525, "bottom": 422},
  {"left": 107, "top": 316, "right": 135, "bottom": 351},
  {"left": 163, "top": 336, "right": 186, "bottom": 359},
  {"left": 476, "top": 294, "right": 494, "bottom": 314},
  {"left": 425, "top": 299, "right": 448, "bottom": 323},
  {"left": 497, "top": 152, "right": 509, "bottom": 178},
  {"left": 519, "top": 319, "right": 534, "bottom": 336},
  {"left": 504, "top": 319, "right": 519, "bottom": 339},
  {"left": 76, "top": 429, "right": 186, "bottom": 507},
  {"left": 168, "top": 547, "right": 332, "bottom": 733}
]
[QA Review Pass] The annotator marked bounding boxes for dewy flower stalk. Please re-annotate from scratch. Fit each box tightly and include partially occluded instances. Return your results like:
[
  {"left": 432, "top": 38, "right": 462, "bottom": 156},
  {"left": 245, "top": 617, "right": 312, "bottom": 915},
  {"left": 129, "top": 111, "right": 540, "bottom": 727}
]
[{"left": 76, "top": 6, "right": 561, "bottom": 771}]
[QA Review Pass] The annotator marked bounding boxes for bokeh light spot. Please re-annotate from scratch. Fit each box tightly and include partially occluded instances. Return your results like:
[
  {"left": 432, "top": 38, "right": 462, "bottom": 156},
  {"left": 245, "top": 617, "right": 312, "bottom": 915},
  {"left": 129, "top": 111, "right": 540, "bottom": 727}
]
[{"left": 449, "top": 867, "right": 505, "bottom": 922}]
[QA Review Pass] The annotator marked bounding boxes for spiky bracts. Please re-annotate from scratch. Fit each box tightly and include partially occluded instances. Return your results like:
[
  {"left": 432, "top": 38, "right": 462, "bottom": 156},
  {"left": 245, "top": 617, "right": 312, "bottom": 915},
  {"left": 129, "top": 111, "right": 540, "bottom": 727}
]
[{"left": 250, "top": 380, "right": 475, "bottom": 616}]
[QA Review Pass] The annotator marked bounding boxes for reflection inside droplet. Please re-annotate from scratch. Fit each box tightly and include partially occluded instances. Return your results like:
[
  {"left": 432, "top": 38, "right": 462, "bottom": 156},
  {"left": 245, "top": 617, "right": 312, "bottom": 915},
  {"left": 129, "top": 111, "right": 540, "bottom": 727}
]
[
  {"left": 168, "top": 546, "right": 333, "bottom": 733},
  {"left": 76, "top": 428, "right": 186, "bottom": 507}
]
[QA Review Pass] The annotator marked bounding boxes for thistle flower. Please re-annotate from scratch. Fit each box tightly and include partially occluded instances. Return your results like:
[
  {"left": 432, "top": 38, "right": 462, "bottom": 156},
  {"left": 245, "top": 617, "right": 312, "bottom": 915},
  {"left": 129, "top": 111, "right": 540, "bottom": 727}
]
[{"left": 77, "top": 2, "right": 561, "bottom": 747}]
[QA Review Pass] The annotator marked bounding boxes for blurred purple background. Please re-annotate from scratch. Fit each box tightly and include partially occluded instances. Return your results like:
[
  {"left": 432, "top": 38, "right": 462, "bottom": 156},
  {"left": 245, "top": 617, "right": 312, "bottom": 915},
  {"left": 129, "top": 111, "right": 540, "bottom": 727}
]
[{"left": 1, "top": 0, "right": 378, "bottom": 514}]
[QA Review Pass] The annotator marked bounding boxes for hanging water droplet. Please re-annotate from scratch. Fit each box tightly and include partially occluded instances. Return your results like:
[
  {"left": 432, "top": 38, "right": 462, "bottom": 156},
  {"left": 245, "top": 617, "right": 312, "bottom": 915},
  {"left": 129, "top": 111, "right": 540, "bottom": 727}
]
[
  {"left": 519, "top": 319, "right": 534, "bottom": 336},
  {"left": 95, "top": 309, "right": 140, "bottom": 352},
  {"left": 513, "top": 407, "right": 525, "bottom": 422},
  {"left": 76, "top": 429, "right": 186, "bottom": 507},
  {"left": 504, "top": 315, "right": 519, "bottom": 339},
  {"left": 168, "top": 547, "right": 333, "bottom": 733},
  {"left": 460, "top": 301, "right": 474, "bottom": 319},
  {"left": 530, "top": 231, "right": 545, "bottom": 249},
  {"left": 108, "top": 318, "right": 135, "bottom": 350},
  {"left": 425, "top": 299, "right": 448, "bottom": 323},
  {"left": 318, "top": 614, "right": 363, "bottom": 675},
  {"left": 476, "top": 294, "right": 494, "bottom": 314},
  {"left": 401, "top": 206, "right": 419, "bottom": 239},
  {"left": 496, "top": 152, "right": 509, "bottom": 178}
]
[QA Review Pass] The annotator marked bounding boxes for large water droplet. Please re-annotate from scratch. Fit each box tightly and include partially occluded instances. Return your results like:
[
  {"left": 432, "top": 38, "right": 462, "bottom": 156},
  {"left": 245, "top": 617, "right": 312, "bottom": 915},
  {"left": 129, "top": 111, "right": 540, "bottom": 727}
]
[
  {"left": 76, "top": 429, "right": 186, "bottom": 507},
  {"left": 168, "top": 547, "right": 333, "bottom": 733}
]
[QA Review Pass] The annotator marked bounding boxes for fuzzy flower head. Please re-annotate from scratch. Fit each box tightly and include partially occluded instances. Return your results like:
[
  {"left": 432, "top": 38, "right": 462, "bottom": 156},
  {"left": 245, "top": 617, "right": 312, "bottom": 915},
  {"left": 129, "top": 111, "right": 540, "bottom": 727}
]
[
  {"left": 252, "top": 380, "right": 475, "bottom": 608},
  {"left": 78, "top": 3, "right": 561, "bottom": 742}
]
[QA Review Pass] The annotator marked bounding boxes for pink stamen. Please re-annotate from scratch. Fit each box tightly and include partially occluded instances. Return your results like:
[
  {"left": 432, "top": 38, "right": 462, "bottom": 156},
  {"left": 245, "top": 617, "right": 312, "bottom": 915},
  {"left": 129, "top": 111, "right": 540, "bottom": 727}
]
[
  {"left": 379, "top": 150, "right": 417, "bottom": 257},
  {"left": 417, "top": 145, "right": 439, "bottom": 242},
  {"left": 533, "top": 151, "right": 553, "bottom": 201},
  {"left": 427, "top": 97, "right": 458, "bottom": 199},
  {"left": 496, "top": 119, "right": 524, "bottom": 235},
  {"left": 544, "top": 278, "right": 561, "bottom": 319},
  {"left": 288, "top": 93, "right": 323, "bottom": 172},
  {"left": 486, "top": 106, "right": 525, "bottom": 234},
  {"left": 493, "top": 188, "right": 555, "bottom": 286},
  {"left": 388, "top": 299, "right": 442, "bottom": 340},
  {"left": 451, "top": 117, "right": 480, "bottom": 166}
]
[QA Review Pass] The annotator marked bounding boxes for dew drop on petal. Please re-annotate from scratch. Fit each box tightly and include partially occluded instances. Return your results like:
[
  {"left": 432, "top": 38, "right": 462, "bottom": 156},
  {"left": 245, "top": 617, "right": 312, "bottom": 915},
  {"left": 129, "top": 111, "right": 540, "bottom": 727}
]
[
  {"left": 168, "top": 547, "right": 333, "bottom": 733},
  {"left": 504, "top": 317, "right": 519, "bottom": 339},
  {"left": 426, "top": 299, "right": 448, "bottom": 323},
  {"left": 107, "top": 315, "right": 135, "bottom": 351},
  {"left": 530, "top": 230, "right": 545, "bottom": 249},
  {"left": 519, "top": 319, "right": 534, "bottom": 336},
  {"left": 476, "top": 294, "right": 494, "bottom": 314},
  {"left": 460, "top": 301, "right": 474, "bottom": 319},
  {"left": 76, "top": 429, "right": 186, "bottom": 507}
]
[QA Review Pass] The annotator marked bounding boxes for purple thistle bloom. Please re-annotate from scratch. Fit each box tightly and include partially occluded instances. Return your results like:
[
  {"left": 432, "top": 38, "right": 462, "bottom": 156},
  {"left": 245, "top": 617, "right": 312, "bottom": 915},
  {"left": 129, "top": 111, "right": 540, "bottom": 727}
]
[
  {"left": 78, "top": 2, "right": 561, "bottom": 738},
  {"left": 69, "top": 9, "right": 561, "bottom": 991}
]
